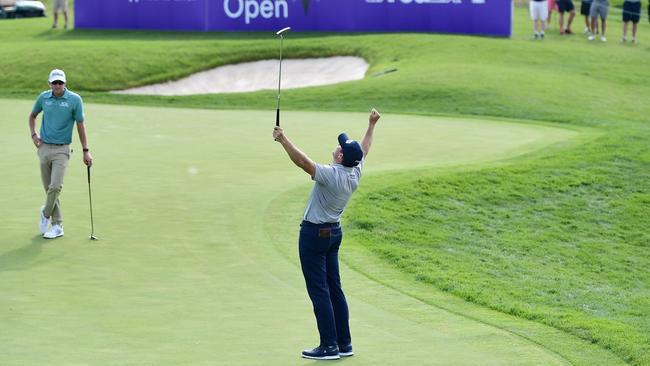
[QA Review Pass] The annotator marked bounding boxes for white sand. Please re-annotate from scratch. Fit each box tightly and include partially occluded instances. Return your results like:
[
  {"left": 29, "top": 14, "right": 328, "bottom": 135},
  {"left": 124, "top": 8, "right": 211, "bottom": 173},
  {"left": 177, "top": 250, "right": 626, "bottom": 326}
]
[{"left": 112, "top": 56, "right": 368, "bottom": 96}]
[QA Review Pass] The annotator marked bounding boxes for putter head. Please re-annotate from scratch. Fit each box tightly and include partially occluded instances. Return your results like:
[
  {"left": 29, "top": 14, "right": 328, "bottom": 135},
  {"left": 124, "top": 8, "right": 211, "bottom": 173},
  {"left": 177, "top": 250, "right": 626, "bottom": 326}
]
[
  {"left": 276, "top": 27, "right": 291, "bottom": 36},
  {"left": 89, "top": 235, "right": 98, "bottom": 240}
]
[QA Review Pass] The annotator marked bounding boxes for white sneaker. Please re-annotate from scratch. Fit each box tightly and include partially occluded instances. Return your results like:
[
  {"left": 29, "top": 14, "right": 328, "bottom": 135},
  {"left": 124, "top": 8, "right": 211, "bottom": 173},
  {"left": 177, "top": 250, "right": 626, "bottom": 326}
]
[
  {"left": 600, "top": 35, "right": 607, "bottom": 43},
  {"left": 583, "top": 27, "right": 589, "bottom": 34},
  {"left": 43, "top": 224, "right": 64, "bottom": 239},
  {"left": 39, "top": 205, "right": 50, "bottom": 234},
  {"left": 632, "top": 37, "right": 637, "bottom": 44},
  {"left": 588, "top": 34, "right": 595, "bottom": 41},
  {"left": 622, "top": 36, "right": 627, "bottom": 43}
]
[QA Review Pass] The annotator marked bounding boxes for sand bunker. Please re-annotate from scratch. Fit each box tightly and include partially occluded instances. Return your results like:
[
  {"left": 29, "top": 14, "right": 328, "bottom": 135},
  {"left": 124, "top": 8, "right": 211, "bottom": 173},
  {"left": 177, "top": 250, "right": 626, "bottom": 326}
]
[{"left": 112, "top": 56, "right": 368, "bottom": 96}]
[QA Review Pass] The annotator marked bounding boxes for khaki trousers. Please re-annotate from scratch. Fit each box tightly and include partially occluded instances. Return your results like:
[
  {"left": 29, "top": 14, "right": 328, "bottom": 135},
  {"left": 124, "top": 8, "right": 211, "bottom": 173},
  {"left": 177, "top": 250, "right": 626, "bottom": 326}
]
[
  {"left": 38, "top": 143, "right": 70, "bottom": 225},
  {"left": 52, "top": 0, "right": 68, "bottom": 12}
]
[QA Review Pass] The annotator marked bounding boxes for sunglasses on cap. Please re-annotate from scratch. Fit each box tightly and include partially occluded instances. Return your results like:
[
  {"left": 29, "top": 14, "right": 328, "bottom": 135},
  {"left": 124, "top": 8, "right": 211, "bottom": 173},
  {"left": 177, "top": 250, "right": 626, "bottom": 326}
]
[{"left": 51, "top": 80, "right": 65, "bottom": 85}]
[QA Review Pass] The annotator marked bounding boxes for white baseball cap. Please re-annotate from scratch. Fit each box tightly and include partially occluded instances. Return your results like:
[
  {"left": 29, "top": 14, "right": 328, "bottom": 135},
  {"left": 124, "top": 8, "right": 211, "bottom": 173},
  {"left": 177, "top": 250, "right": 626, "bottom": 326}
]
[{"left": 48, "top": 69, "right": 66, "bottom": 83}]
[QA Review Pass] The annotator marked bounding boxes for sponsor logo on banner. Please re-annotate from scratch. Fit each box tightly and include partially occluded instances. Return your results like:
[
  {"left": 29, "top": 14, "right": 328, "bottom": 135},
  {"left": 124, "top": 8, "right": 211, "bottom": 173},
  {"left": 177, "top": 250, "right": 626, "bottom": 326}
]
[
  {"left": 223, "top": 0, "right": 290, "bottom": 24},
  {"left": 222, "top": 0, "right": 485, "bottom": 25},
  {"left": 78, "top": 0, "right": 507, "bottom": 35}
]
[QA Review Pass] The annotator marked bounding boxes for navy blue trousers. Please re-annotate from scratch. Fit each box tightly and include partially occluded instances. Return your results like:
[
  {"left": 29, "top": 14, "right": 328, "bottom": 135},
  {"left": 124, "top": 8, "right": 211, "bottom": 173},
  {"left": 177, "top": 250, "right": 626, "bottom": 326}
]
[{"left": 299, "top": 221, "right": 351, "bottom": 348}]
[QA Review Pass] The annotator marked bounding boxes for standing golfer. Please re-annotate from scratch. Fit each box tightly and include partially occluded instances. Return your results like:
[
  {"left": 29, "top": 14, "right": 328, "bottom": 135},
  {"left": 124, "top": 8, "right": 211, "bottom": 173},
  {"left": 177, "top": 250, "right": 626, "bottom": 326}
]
[
  {"left": 29, "top": 69, "right": 92, "bottom": 239},
  {"left": 273, "top": 108, "right": 381, "bottom": 360}
]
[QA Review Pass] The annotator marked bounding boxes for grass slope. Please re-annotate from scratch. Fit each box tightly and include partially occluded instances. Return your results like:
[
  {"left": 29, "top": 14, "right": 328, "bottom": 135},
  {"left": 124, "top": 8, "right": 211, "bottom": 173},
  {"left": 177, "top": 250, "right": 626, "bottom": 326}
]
[
  {"left": 1, "top": 3, "right": 649, "bottom": 366},
  {"left": 346, "top": 133, "right": 650, "bottom": 365}
]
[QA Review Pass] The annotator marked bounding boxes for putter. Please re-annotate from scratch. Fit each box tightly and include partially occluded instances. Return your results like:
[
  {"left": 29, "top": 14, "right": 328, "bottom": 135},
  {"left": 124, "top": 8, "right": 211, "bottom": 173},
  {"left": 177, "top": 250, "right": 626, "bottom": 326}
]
[
  {"left": 87, "top": 165, "right": 98, "bottom": 240},
  {"left": 275, "top": 26, "right": 291, "bottom": 126}
]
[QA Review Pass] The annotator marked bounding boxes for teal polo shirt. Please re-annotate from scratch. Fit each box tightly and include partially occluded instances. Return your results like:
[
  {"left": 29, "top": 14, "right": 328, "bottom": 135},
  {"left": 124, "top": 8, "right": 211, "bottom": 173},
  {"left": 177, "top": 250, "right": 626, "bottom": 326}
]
[{"left": 32, "top": 89, "right": 85, "bottom": 145}]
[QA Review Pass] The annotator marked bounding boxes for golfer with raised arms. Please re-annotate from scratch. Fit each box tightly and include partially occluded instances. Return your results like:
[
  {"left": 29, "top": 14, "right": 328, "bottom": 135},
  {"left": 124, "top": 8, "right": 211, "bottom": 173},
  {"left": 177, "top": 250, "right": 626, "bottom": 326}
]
[
  {"left": 273, "top": 108, "right": 381, "bottom": 360},
  {"left": 29, "top": 69, "right": 92, "bottom": 239}
]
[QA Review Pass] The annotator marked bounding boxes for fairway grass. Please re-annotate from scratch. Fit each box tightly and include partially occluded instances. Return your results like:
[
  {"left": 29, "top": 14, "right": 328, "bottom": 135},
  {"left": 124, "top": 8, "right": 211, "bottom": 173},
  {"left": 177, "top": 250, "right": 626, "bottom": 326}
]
[
  {"left": 1, "top": 3, "right": 649, "bottom": 366},
  {"left": 0, "top": 100, "right": 605, "bottom": 366}
]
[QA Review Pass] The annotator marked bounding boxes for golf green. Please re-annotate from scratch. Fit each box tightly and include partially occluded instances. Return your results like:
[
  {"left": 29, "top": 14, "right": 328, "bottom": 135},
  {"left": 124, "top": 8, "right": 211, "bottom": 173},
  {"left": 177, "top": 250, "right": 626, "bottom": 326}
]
[{"left": 1, "top": 99, "right": 602, "bottom": 365}]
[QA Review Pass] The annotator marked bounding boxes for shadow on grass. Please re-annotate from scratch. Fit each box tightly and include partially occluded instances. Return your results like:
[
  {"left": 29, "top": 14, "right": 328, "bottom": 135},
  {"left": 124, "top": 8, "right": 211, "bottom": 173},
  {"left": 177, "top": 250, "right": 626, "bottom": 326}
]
[{"left": 0, "top": 235, "right": 51, "bottom": 272}]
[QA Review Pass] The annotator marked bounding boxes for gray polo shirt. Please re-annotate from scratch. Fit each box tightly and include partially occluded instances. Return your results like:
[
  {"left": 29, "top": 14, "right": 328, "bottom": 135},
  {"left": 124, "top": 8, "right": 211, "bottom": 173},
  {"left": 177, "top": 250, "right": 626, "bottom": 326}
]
[{"left": 303, "top": 159, "right": 364, "bottom": 224}]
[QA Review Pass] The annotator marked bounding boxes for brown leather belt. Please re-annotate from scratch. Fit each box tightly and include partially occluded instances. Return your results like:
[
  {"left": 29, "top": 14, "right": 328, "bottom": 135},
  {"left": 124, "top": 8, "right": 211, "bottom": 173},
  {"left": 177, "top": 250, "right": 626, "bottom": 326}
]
[{"left": 319, "top": 228, "right": 331, "bottom": 238}]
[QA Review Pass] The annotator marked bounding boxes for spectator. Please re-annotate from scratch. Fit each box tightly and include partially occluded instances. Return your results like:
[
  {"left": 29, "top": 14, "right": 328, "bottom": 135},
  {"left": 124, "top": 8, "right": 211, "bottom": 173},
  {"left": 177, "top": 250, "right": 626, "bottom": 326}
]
[
  {"left": 548, "top": 0, "right": 558, "bottom": 29},
  {"left": 580, "top": 0, "right": 595, "bottom": 34},
  {"left": 531, "top": 0, "right": 549, "bottom": 39},
  {"left": 52, "top": 0, "right": 68, "bottom": 29},
  {"left": 588, "top": 0, "right": 609, "bottom": 42},
  {"left": 557, "top": 0, "right": 576, "bottom": 34},
  {"left": 622, "top": 0, "right": 642, "bottom": 43}
]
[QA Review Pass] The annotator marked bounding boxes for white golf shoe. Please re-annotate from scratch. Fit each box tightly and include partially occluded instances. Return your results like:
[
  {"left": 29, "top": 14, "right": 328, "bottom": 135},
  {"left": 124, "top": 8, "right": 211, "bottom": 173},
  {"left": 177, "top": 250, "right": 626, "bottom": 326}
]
[
  {"left": 43, "top": 224, "right": 64, "bottom": 239},
  {"left": 39, "top": 206, "right": 50, "bottom": 234}
]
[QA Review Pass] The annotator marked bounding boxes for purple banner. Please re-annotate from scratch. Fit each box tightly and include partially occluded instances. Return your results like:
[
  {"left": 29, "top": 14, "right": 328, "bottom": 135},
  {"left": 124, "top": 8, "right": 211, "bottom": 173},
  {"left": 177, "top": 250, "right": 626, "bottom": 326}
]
[
  {"left": 75, "top": 0, "right": 209, "bottom": 31},
  {"left": 76, "top": 0, "right": 512, "bottom": 37}
]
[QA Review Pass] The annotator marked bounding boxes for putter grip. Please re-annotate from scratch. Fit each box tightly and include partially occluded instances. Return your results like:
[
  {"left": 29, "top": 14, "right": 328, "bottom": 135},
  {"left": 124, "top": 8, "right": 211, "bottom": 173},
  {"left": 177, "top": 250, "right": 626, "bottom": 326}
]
[
  {"left": 276, "top": 108, "right": 280, "bottom": 126},
  {"left": 87, "top": 166, "right": 91, "bottom": 184}
]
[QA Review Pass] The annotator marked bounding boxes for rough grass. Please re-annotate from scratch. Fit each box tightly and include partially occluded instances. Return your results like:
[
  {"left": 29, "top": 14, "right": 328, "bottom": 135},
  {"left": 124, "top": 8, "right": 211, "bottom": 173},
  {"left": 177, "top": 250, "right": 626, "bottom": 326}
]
[{"left": 347, "top": 128, "right": 650, "bottom": 365}]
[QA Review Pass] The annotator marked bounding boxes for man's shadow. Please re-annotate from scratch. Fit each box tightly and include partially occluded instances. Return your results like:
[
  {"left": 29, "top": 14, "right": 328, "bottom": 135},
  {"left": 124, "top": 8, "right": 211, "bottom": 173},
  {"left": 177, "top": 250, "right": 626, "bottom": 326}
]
[{"left": 0, "top": 235, "right": 49, "bottom": 272}]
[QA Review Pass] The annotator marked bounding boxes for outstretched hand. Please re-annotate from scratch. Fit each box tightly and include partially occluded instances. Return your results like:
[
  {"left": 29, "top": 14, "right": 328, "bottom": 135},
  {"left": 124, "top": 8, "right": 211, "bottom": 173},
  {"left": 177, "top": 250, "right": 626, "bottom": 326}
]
[
  {"left": 369, "top": 108, "right": 381, "bottom": 124},
  {"left": 273, "top": 126, "right": 284, "bottom": 142},
  {"left": 362, "top": 108, "right": 380, "bottom": 158}
]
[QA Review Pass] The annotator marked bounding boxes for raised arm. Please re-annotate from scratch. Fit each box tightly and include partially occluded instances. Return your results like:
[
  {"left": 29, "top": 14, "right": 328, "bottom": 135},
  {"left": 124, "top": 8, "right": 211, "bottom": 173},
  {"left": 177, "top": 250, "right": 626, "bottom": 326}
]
[
  {"left": 361, "top": 108, "right": 381, "bottom": 158},
  {"left": 273, "top": 126, "right": 317, "bottom": 177}
]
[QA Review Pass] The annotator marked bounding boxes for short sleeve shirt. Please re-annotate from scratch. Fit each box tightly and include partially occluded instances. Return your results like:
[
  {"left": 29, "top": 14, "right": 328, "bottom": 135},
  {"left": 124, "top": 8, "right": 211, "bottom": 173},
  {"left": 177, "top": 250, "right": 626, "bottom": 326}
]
[
  {"left": 303, "top": 159, "right": 364, "bottom": 224},
  {"left": 32, "top": 89, "right": 84, "bottom": 144}
]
